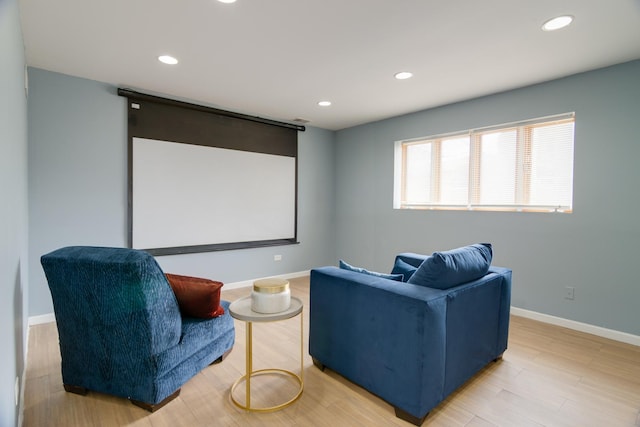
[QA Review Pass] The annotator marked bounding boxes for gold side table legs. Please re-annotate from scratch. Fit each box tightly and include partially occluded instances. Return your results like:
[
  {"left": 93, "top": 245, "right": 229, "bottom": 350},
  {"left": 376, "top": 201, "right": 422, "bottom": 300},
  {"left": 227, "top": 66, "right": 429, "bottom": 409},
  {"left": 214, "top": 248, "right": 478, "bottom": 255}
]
[{"left": 230, "top": 311, "right": 304, "bottom": 412}]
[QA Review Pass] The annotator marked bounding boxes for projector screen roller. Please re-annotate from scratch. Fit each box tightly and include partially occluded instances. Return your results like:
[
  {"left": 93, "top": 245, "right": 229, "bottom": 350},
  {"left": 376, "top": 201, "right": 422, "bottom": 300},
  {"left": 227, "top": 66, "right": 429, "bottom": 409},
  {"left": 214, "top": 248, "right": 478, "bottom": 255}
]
[{"left": 132, "top": 137, "right": 296, "bottom": 250}]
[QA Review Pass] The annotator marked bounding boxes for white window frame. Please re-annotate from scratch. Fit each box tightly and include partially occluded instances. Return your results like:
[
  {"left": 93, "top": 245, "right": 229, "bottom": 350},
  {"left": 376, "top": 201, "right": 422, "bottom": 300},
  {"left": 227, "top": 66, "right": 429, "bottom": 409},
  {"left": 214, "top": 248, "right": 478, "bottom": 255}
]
[{"left": 393, "top": 113, "right": 575, "bottom": 213}]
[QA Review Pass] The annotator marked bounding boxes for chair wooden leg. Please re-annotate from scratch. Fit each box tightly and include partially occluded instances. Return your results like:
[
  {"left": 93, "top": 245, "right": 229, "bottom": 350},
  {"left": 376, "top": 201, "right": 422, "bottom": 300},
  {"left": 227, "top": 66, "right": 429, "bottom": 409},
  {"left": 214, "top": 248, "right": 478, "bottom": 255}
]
[
  {"left": 394, "top": 407, "right": 428, "bottom": 426},
  {"left": 211, "top": 347, "right": 233, "bottom": 365},
  {"left": 131, "top": 389, "right": 181, "bottom": 412},
  {"left": 312, "top": 357, "right": 325, "bottom": 372},
  {"left": 63, "top": 384, "right": 88, "bottom": 395}
]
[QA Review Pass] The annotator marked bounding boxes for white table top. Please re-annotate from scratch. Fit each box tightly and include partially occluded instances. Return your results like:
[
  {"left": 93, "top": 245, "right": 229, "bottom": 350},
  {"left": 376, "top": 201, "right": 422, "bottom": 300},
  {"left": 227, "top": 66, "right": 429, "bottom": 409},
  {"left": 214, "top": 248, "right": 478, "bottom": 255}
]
[{"left": 229, "top": 296, "right": 303, "bottom": 322}]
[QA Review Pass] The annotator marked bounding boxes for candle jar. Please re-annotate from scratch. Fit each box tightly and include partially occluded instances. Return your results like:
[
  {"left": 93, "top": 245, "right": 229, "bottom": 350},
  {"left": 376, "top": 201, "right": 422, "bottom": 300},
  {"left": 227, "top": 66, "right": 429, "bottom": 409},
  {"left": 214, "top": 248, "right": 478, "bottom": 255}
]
[{"left": 251, "top": 278, "right": 291, "bottom": 314}]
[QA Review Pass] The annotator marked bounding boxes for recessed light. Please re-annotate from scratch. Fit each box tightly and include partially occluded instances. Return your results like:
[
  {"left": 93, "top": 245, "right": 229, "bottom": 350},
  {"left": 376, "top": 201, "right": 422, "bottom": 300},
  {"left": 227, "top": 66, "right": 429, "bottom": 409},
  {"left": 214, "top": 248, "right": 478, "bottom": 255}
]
[
  {"left": 218, "top": 0, "right": 236, "bottom": 3},
  {"left": 542, "top": 15, "right": 573, "bottom": 31},
  {"left": 394, "top": 71, "right": 413, "bottom": 80},
  {"left": 158, "top": 55, "right": 178, "bottom": 65},
  {"left": 318, "top": 101, "right": 332, "bottom": 107}
]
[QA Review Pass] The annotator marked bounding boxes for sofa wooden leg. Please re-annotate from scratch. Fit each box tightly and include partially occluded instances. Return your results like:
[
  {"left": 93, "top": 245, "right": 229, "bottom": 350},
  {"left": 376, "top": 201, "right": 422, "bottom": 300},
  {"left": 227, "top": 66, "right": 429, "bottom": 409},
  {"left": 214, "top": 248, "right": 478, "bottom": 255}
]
[
  {"left": 312, "top": 357, "right": 325, "bottom": 372},
  {"left": 131, "top": 389, "right": 181, "bottom": 412},
  {"left": 211, "top": 347, "right": 233, "bottom": 365},
  {"left": 494, "top": 353, "right": 504, "bottom": 362},
  {"left": 63, "top": 384, "right": 89, "bottom": 395},
  {"left": 394, "top": 407, "right": 428, "bottom": 426}
]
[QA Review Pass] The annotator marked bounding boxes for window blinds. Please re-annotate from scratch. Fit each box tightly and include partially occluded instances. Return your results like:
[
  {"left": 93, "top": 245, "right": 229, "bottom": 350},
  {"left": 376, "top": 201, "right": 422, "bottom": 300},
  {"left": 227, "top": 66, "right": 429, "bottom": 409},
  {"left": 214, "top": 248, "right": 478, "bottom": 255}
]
[{"left": 396, "top": 113, "right": 575, "bottom": 212}]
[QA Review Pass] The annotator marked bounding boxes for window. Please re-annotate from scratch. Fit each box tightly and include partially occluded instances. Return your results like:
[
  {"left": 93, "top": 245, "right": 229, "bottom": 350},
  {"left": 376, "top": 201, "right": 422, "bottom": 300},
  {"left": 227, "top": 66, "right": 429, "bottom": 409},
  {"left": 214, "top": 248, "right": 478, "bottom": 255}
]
[{"left": 394, "top": 113, "right": 575, "bottom": 213}]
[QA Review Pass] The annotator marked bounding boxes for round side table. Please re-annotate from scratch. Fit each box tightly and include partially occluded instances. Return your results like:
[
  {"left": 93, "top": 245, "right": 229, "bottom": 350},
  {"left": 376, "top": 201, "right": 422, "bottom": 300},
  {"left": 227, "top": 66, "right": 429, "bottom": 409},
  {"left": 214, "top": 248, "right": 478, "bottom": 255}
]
[{"left": 228, "top": 295, "right": 304, "bottom": 412}]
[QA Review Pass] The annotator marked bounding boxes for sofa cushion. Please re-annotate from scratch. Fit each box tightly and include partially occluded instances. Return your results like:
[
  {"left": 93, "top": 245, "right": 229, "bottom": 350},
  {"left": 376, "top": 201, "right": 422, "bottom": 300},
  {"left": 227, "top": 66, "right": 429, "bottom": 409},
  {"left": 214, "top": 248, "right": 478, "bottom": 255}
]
[
  {"left": 339, "top": 260, "right": 404, "bottom": 282},
  {"left": 165, "top": 274, "right": 225, "bottom": 318},
  {"left": 407, "top": 244, "right": 493, "bottom": 289},
  {"left": 391, "top": 258, "right": 419, "bottom": 282}
]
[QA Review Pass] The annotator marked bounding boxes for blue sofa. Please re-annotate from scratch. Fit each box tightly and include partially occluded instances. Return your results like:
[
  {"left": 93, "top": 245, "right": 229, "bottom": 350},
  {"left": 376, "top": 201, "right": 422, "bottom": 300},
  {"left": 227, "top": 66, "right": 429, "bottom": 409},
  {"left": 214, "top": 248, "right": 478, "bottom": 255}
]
[
  {"left": 40, "top": 246, "right": 235, "bottom": 411},
  {"left": 309, "top": 246, "right": 511, "bottom": 425}
]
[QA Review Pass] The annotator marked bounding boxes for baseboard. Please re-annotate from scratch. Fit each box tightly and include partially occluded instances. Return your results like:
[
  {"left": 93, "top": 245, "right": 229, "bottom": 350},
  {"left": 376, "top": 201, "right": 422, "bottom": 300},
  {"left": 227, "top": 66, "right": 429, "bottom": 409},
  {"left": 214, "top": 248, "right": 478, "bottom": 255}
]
[
  {"left": 28, "top": 312, "right": 55, "bottom": 326},
  {"left": 27, "top": 271, "right": 312, "bottom": 326},
  {"left": 511, "top": 306, "right": 640, "bottom": 347},
  {"left": 222, "top": 270, "right": 310, "bottom": 291},
  {"left": 18, "top": 326, "right": 29, "bottom": 427},
  {"left": 32, "top": 276, "right": 635, "bottom": 346}
]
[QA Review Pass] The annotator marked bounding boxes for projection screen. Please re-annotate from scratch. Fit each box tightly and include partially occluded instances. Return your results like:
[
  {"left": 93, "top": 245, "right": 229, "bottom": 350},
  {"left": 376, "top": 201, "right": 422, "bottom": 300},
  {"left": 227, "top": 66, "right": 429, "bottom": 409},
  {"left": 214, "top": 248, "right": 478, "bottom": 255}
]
[{"left": 119, "top": 89, "right": 303, "bottom": 255}]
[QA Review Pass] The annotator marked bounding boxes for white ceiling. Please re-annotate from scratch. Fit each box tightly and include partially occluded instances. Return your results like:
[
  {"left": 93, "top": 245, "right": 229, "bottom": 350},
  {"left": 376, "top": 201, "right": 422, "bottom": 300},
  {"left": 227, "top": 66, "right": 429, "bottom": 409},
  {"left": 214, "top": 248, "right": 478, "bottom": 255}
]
[{"left": 19, "top": 0, "right": 640, "bottom": 130}]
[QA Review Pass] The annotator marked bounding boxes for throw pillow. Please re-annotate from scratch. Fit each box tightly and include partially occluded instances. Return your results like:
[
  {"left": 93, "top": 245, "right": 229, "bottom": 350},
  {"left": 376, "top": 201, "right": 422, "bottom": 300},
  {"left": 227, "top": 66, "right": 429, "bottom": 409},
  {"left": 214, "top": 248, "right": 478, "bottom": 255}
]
[
  {"left": 165, "top": 273, "right": 225, "bottom": 319},
  {"left": 391, "top": 258, "right": 419, "bottom": 282},
  {"left": 339, "top": 259, "right": 404, "bottom": 282},
  {"left": 407, "top": 243, "right": 493, "bottom": 289}
]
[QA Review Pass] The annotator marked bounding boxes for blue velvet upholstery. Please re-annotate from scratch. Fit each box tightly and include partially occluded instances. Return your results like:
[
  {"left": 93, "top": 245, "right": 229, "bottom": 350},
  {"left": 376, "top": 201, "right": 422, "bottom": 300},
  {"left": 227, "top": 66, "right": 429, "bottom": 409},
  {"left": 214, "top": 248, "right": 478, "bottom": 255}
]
[
  {"left": 309, "top": 252, "right": 511, "bottom": 424},
  {"left": 408, "top": 243, "right": 493, "bottom": 289},
  {"left": 390, "top": 257, "right": 419, "bottom": 281},
  {"left": 40, "top": 246, "right": 235, "bottom": 407},
  {"left": 339, "top": 259, "right": 404, "bottom": 281}
]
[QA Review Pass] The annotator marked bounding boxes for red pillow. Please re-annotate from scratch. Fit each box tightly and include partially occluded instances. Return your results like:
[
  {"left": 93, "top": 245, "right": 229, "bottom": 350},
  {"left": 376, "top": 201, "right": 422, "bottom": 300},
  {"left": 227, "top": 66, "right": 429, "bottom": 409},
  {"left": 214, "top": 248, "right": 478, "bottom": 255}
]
[{"left": 165, "top": 273, "right": 225, "bottom": 319}]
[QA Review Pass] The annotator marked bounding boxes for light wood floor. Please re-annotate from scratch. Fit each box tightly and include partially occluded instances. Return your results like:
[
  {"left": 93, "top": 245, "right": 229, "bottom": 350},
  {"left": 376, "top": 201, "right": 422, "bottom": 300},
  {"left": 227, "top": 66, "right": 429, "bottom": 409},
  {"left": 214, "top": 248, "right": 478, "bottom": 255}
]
[{"left": 23, "top": 276, "right": 640, "bottom": 426}]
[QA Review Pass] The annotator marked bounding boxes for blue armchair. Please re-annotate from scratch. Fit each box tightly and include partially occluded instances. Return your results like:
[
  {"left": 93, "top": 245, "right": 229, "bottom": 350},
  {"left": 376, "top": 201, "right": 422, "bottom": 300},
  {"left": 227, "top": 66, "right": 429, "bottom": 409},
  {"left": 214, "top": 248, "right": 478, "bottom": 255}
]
[
  {"left": 309, "top": 246, "right": 511, "bottom": 425},
  {"left": 40, "top": 246, "right": 235, "bottom": 411}
]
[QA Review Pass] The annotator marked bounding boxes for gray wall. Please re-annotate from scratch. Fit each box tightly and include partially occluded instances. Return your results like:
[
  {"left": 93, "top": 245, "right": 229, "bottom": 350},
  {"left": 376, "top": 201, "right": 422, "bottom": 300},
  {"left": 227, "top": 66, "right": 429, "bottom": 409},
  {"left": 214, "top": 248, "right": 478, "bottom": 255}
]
[
  {"left": 23, "top": 50, "right": 640, "bottom": 339},
  {"left": 0, "top": 0, "right": 29, "bottom": 425},
  {"left": 335, "top": 60, "right": 640, "bottom": 336},
  {"left": 27, "top": 68, "right": 336, "bottom": 316},
  {"left": 28, "top": 69, "right": 128, "bottom": 316}
]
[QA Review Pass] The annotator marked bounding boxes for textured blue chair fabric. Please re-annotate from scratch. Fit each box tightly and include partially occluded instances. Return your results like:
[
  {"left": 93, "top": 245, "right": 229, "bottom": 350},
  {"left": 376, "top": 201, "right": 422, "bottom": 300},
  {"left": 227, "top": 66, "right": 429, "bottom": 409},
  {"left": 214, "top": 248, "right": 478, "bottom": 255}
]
[
  {"left": 40, "top": 246, "right": 235, "bottom": 407},
  {"left": 309, "top": 253, "right": 511, "bottom": 425}
]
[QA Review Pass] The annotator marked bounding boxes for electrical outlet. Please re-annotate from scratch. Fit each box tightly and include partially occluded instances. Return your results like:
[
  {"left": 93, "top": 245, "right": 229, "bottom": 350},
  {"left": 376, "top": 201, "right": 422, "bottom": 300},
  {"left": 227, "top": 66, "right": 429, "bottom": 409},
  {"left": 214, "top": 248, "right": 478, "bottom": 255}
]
[
  {"left": 565, "top": 286, "right": 575, "bottom": 300},
  {"left": 274, "top": 254, "right": 282, "bottom": 261}
]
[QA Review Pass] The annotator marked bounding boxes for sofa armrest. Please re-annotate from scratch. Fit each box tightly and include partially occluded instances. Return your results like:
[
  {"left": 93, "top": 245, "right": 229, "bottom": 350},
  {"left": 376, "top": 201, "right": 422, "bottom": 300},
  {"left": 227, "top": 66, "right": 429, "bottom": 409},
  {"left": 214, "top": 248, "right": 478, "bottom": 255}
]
[
  {"left": 309, "top": 266, "right": 448, "bottom": 418},
  {"left": 441, "top": 266, "right": 512, "bottom": 395},
  {"left": 487, "top": 266, "right": 512, "bottom": 354}
]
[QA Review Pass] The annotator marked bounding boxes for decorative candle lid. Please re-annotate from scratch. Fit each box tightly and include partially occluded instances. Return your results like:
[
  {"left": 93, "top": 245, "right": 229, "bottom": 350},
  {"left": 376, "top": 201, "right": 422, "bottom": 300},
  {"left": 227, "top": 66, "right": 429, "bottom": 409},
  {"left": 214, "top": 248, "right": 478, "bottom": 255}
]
[{"left": 253, "top": 278, "right": 289, "bottom": 294}]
